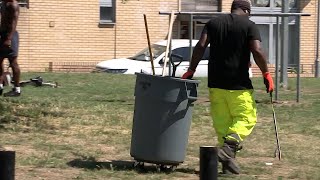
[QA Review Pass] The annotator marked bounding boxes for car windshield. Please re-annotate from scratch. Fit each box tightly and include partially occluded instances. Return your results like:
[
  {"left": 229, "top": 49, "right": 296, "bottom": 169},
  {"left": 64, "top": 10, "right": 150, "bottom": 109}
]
[{"left": 129, "top": 44, "right": 166, "bottom": 61}]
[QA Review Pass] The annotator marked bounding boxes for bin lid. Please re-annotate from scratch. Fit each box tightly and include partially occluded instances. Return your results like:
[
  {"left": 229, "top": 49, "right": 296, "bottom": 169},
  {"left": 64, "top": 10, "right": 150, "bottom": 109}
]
[{"left": 135, "top": 73, "right": 200, "bottom": 84}]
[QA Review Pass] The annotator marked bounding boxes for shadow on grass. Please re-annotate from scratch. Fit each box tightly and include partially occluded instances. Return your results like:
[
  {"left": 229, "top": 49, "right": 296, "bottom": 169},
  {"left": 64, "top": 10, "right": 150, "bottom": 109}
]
[
  {"left": 0, "top": 125, "right": 5, "bottom": 130},
  {"left": 92, "top": 99, "right": 127, "bottom": 103},
  {"left": 0, "top": 116, "right": 18, "bottom": 124},
  {"left": 67, "top": 158, "right": 197, "bottom": 174},
  {"left": 86, "top": 98, "right": 134, "bottom": 106}
]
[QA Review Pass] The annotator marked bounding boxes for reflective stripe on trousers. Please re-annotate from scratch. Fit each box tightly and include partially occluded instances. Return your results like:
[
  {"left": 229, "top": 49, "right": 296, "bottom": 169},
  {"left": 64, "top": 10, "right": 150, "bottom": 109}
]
[{"left": 209, "top": 88, "right": 257, "bottom": 145}]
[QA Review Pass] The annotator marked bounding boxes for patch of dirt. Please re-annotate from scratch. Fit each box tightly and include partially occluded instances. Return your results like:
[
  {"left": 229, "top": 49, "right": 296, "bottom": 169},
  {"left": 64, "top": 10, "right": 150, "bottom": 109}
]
[
  {"left": 239, "top": 156, "right": 299, "bottom": 179},
  {"left": 195, "top": 96, "right": 210, "bottom": 105},
  {"left": 16, "top": 166, "right": 80, "bottom": 180},
  {"left": 282, "top": 133, "right": 320, "bottom": 148}
]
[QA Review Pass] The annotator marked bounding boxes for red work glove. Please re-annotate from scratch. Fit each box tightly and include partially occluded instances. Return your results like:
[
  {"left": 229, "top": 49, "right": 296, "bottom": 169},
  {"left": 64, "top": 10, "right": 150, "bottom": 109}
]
[
  {"left": 181, "top": 68, "right": 195, "bottom": 79},
  {"left": 263, "top": 72, "right": 274, "bottom": 93}
]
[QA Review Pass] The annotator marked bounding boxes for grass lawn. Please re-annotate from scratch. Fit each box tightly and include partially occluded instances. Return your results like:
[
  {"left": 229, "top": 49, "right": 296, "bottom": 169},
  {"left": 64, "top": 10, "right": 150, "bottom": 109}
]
[{"left": 0, "top": 72, "right": 320, "bottom": 180}]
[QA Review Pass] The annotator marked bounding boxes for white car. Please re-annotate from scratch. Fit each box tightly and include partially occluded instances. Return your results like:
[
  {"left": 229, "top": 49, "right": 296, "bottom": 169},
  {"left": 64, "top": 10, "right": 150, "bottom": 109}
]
[
  {"left": 95, "top": 39, "right": 253, "bottom": 77},
  {"left": 95, "top": 39, "right": 209, "bottom": 77}
]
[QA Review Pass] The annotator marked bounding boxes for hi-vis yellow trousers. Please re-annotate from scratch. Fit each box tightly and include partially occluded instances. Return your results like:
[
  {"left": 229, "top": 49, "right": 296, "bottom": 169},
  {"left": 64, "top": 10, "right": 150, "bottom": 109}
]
[{"left": 209, "top": 88, "right": 257, "bottom": 145}]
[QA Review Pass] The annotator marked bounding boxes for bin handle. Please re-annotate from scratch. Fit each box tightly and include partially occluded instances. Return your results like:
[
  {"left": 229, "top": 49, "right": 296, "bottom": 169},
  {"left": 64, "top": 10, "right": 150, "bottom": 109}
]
[{"left": 185, "top": 82, "right": 198, "bottom": 103}]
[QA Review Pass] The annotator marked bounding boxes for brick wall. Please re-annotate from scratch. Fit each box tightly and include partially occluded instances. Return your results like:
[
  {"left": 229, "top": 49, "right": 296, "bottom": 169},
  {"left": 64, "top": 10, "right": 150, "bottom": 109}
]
[
  {"left": 299, "top": 0, "right": 317, "bottom": 70},
  {"left": 221, "top": 0, "right": 232, "bottom": 12},
  {"left": 14, "top": 0, "right": 318, "bottom": 74},
  {"left": 16, "top": 0, "right": 178, "bottom": 72}
]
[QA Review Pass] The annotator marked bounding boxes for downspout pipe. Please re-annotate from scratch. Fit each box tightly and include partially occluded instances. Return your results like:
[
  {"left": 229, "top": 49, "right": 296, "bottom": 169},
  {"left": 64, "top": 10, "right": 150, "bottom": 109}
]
[
  {"left": 315, "top": 0, "right": 320, "bottom": 77},
  {"left": 280, "top": 0, "right": 289, "bottom": 87}
]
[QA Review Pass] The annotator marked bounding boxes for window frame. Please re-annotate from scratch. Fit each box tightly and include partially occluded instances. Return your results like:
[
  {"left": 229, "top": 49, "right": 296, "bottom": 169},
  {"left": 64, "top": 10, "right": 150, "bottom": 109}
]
[
  {"left": 171, "top": 47, "right": 210, "bottom": 62},
  {"left": 180, "top": 0, "right": 221, "bottom": 12},
  {"left": 172, "top": 47, "right": 192, "bottom": 62},
  {"left": 250, "top": 0, "right": 299, "bottom": 65},
  {"left": 99, "top": 0, "right": 116, "bottom": 25},
  {"left": 18, "top": 0, "right": 29, "bottom": 8},
  {"left": 251, "top": 0, "right": 297, "bottom": 9}
]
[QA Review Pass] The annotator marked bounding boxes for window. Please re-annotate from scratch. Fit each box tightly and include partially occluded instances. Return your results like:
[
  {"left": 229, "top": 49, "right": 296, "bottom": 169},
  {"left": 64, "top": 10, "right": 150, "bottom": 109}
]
[
  {"left": 181, "top": 0, "right": 221, "bottom": 12},
  {"left": 100, "top": 0, "right": 115, "bottom": 24},
  {"left": 251, "top": 0, "right": 296, "bottom": 8},
  {"left": 172, "top": 47, "right": 191, "bottom": 62},
  {"left": 172, "top": 47, "right": 210, "bottom": 62},
  {"left": 272, "top": 24, "right": 297, "bottom": 66},
  {"left": 250, "top": 0, "right": 298, "bottom": 65},
  {"left": 251, "top": 24, "right": 298, "bottom": 65},
  {"left": 257, "top": 25, "right": 270, "bottom": 60},
  {"left": 18, "top": 0, "right": 29, "bottom": 8},
  {"left": 130, "top": 45, "right": 166, "bottom": 61},
  {"left": 251, "top": 0, "right": 270, "bottom": 7},
  {"left": 203, "top": 48, "right": 210, "bottom": 60}
]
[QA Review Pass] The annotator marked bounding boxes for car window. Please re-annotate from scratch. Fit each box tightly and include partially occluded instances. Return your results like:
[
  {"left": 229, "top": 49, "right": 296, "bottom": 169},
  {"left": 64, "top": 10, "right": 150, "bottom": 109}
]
[
  {"left": 171, "top": 47, "right": 190, "bottom": 62},
  {"left": 171, "top": 47, "right": 210, "bottom": 62},
  {"left": 203, "top": 48, "right": 210, "bottom": 60},
  {"left": 130, "top": 44, "right": 166, "bottom": 61}
]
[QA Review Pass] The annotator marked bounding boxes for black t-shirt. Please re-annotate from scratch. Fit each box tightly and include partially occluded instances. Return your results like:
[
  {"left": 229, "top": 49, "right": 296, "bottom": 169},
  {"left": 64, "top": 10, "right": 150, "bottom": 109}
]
[{"left": 205, "top": 14, "right": 261, "bottom": 90}]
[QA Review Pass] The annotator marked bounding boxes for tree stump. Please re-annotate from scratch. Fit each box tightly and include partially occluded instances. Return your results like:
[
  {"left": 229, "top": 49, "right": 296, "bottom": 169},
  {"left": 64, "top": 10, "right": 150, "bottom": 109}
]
[{"left": 0, "top": 151, "right": 15, "bottom": 180}]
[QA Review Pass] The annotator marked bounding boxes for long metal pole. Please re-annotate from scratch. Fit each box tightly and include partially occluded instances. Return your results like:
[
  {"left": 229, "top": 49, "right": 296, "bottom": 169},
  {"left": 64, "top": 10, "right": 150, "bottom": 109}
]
[
  {"left": 315, "top": 0, "right": 320, "bottom": 77},
  {"left": 280, "top": 0, "right": 289, "bottom": 88},
  {"left": 275, "top": 16, "right": 280, "bottom": 101},
  {"left": 159, "top": 11, "right": 311, "bottom": 17},
  {"left": 297, "top": 15, "right": 301, "bottom": 103},
  {"left": 189, "top": 14, "right": 193, "bottom": 60},
  {"left": 270, "top": 93, "right": 282, "bottom": 160}
]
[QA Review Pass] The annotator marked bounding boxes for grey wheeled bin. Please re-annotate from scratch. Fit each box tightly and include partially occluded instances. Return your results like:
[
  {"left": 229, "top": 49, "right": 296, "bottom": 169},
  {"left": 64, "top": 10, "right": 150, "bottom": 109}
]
[{"left": 130, "top": 73, "right": 200, "bottom": 172}]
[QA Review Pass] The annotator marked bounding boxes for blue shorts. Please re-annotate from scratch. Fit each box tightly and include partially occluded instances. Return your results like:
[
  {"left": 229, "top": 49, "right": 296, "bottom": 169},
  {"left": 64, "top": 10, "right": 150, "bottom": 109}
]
[{"left": 0, "top": 31, "right": 19, "bottom": 59}]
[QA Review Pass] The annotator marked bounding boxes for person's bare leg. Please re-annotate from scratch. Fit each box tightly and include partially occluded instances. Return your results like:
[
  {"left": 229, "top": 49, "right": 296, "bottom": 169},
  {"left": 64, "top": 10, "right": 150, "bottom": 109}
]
[
  {"left": 0, "top": 58, "right": 5, "bottom": 95},
  {"left": 0, "top": 58, "right": 4, "bottom": 80},
  {"left": 3, "top": 57, "right": 20, "bottom": 97},
  {"left": 9, "top": 57, "right": 20, "bottom": 87},
  {"left": 0, "top": 58, "right": 4, "bottom": 95}
]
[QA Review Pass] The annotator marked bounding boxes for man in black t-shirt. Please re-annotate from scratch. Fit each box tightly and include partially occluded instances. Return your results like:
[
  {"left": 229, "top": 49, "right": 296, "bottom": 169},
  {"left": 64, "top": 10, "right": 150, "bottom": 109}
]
[{"left": 182, "top": 0, "right": 274, "bottom": 174}]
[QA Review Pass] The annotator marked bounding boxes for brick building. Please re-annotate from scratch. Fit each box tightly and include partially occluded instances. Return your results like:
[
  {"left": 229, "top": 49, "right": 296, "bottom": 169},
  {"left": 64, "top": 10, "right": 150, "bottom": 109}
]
[{"left": 14, "top": 0, "right": 318, "bottom": 75}]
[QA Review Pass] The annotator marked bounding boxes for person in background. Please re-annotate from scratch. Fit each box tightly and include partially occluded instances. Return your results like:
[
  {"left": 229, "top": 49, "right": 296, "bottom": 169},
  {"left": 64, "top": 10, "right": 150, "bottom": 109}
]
[
  {"left": 0, "top": 0, "right": 20, "bottom": 97},
  {"left": 182, "top": 0, "right": 274, "bottom": 174}
]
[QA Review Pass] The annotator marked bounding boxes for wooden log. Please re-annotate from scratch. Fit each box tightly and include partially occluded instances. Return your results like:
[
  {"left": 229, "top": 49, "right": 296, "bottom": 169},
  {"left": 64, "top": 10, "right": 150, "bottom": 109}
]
[
  {"left": 143, "top": 14, "right": 155, "bottom": 75},
  {"left": 162, "top": 11, "right": 175, "bottom": 76},
  {"left": 0, "top": 151, "right": 15, "bottom": 180}
]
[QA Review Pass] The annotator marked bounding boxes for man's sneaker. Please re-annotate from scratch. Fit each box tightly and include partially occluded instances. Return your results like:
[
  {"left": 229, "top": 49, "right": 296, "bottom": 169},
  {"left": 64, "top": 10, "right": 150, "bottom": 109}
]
[
  {"left": 3, "top": 89, "right": 21, "bottom": 97},
  {"left": 218, "top": 141, "right": 241, "bottom": 174},
  {"left": 0, "top": 88, "right": 3, "bottom": 96}
]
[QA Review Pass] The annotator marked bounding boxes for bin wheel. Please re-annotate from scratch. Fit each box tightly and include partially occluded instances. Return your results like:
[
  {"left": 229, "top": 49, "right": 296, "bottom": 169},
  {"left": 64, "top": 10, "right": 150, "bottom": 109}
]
[
  {"left": 156, "top": 164, "right": 167, "bottom": 172},
  {"left": 133, "top": 161, "right": 144, "bottom": 169},
  {"left": 156, "top": 164, "right": 177, "bottom": 172},
  {"left": 170, "top": 165, "right": 177, "bottom": 172}
]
